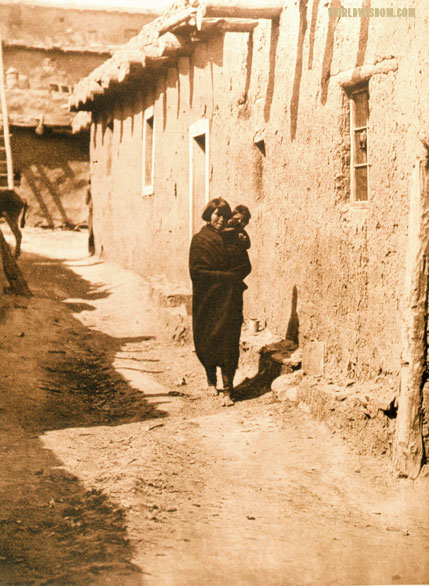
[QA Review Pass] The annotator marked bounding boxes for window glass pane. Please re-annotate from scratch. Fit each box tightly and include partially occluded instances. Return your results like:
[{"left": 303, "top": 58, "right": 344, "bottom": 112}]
[
  {"left": 353, "top": 91, "right": 369, "bottom": 128},
  {"left": 354, "top": 129, "right": 367, "bottom": 164},
  {"left": 355, "top": 166, "right": 368, "bottom": 201}
]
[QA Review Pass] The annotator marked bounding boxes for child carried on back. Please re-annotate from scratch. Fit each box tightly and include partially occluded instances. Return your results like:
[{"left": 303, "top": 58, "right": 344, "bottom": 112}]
[{"left": 222, "top": 204, "right": 251, "bottom": 283}]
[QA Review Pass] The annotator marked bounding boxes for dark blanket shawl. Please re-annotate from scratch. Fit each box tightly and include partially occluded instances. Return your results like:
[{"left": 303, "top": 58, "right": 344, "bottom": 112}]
[{"left": 189, "top": 224, "right": 248, "bottom": 370}]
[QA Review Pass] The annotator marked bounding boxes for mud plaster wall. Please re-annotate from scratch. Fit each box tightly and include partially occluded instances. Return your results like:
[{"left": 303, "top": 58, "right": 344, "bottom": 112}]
[
  {"left": 90, "top": 0, "right": 426, "bottom": 382},
  {"left": 3, "top": 46, "right": 97, "bottom": 228},
  {"left": 12, "top": 128, "right": 89, "bottom": 227},
  {"left": 3, "top": 47, "right": 105, "bottom": 90},
  {"left": 90, "top": 64, "right": 198, "bottom": 278},
  {"left": 0, "top": 3, "right": 156, "bottom": 49}
]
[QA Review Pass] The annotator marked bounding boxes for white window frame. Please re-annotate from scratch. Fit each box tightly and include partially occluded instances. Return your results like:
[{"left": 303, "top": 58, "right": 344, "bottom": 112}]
[
  {"left": 142, "top": 105, "right": 155, "bottom": 196},
  {"left": 189, "top": 118, "right": 210, "bottom": 239},
  {"left": 349, "top": 85, "right": 370, "bottom": 204}
]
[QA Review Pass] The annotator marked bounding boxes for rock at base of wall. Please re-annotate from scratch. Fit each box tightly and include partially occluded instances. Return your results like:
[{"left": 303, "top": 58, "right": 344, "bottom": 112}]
[{"left": 271, "top": 373, "right": 398, "bottom": 459}]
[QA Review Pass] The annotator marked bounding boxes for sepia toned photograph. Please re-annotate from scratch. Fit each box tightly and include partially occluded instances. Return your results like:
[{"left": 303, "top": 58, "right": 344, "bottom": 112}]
[{"left": 0, "top": 0, "right": 428, "bottom": 584}]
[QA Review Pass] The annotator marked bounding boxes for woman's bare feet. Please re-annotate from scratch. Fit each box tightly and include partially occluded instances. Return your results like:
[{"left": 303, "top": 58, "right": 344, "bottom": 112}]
[
  {"left": 207, "top": 384, "right": 219, "bottom": 396},
  {"left": 220, "top": 391, "right": 234, "bottom": 407}
]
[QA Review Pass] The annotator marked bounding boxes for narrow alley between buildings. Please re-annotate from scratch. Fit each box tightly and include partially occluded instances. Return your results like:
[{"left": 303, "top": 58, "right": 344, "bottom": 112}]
[{"left": 0, "top": 227, "right": 428, "bottom": 586}]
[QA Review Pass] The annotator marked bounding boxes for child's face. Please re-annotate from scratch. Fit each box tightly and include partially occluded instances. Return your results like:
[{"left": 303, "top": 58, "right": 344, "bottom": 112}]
[{"left": 230, "top": 212, "right": 248, "bottom": 228}]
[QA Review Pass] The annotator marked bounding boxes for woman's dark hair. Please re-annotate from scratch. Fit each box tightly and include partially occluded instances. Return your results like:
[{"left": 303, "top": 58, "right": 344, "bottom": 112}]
[
  {"left": 202, "top": 198, "right": 232, "bottom": 222},
  {"left": 233, "top": 204, "right": 251, "bottom": 223}
]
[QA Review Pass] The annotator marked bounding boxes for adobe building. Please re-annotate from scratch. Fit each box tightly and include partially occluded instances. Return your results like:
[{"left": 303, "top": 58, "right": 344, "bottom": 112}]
[
  {"left": 70, "top": 0, "right": 428, "bottom": 475},
  {"left": 0, "top": 0, "right": 158, "bottom": 226}
]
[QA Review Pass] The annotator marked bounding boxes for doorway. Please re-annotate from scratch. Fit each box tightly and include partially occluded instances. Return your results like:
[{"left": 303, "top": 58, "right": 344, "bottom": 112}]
[{"left": 189, "top": 119, "right": 209, "bottom": 236}]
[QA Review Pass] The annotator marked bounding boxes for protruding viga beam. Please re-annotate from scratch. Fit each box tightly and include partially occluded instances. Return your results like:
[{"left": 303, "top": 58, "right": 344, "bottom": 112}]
[
  {"left": 200, "top": 0, "right": 284, "bottom": 20},
  {"left": 157, "top": 32, "right": 194, "bottom": 57},
  {"left": 70, "top": 35, "right": 190, "bottom": 107},
  {"left": 333, "top": 59, "right": 398, "bottom": 87},
  {"left": 70, "top": 78, "right": 103, "bottom": 107},
  {"left": 97, "top": 50, "right": 144, "bottom": 88},
  {"left": 198, "top": 18, "right": 260, "bottom": 33},
  {"left": 88, "top": 79, "right": 104, "bottom": 100},
  {"left": 72, "top": 81, "right": 90, "bottom": 110},
  {"left": 157, "top": 7, "right": 197, "bottom": 37},
  {"left": 116, "top": 50, "right": 146, "bottom": 83},
  {"left": 117, "top": 50, "right": 146, "bottom": 67},
  {"left": 144, "top": 55, "right": 171, "bottom": 69}
]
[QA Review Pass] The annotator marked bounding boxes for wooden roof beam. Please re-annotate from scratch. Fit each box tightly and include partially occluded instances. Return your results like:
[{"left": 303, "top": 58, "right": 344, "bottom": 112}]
[
  {"left": 157, "top": 32, "right": 194, "bottom": 57},
  {"left": 116, "top": 51, "right": 146, "bottom": 83},
  {"left": 197, "top": 18, "right": 260, "bottom": 34},
  {"left": 96, "top": 50, "right": 145, "bottom": 88},
  {"left": 157, "top": 7, "right": 197, "bottom": 37},
  {"left": 72, "top": 81, "right": 92, "bottom": 111},
  {"left": 198, "top": 0, "right": 284, "bottom": 22},
  {"left": 144, "top": 55, "right": 171, "bottom": 69}
]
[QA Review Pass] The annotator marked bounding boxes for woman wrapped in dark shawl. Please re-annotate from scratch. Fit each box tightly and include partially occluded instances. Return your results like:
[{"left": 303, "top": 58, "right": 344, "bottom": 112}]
[{"left": 189, "top": 198, "right": 251, "bottom": 406}]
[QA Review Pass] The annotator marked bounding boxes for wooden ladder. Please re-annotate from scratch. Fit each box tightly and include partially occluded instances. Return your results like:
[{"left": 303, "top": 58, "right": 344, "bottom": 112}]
[{"left": 0, "top": 33, "right": 14, "bottom": 191}]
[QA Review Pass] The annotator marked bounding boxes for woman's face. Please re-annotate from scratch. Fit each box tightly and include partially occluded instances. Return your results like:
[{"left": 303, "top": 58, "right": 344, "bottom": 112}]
[{"left": 209, "top": 208, "right": 226, "bottom": 231}]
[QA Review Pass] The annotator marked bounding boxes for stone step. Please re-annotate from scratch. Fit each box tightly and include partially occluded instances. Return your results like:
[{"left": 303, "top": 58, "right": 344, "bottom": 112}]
[{"left": 147, "top": 276, "right": 192, "bottom": 311}]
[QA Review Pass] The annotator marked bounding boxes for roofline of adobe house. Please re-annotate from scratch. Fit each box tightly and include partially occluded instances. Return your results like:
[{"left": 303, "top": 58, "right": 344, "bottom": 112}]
[
  {"left": 69, "top": 0, "right": 285, "bottom": 112},
  {"left": 3, "top": 39, "right": 114, "bottom": 56},
  {"left": 0, "top": 0, "right": 161, "bottom": 17}
]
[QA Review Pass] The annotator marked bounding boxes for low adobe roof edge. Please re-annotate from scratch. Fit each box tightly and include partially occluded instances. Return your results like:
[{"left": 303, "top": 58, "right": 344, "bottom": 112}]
[{"left": 69, "top": 0, "right": 285, "bottom": 112}]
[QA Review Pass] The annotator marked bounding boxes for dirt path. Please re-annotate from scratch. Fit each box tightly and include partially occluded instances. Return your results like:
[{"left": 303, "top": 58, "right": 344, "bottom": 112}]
[{"left": 0, "top": 227, "right": 428, "bottom": 586}]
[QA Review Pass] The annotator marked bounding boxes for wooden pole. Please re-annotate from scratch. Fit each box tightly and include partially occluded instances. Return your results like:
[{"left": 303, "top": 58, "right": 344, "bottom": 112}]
[
  {"left": 333, "top": 59, "right": 398, "bottom": 88},
  {"left": 394, "top": 159, "right": 428, "bottom": 478},
  {"left": 116, "top": 50, "right": 145, "bottom": 66},
  {"left": 145, "top": 55, "right": 170, "bottom": 69},
  {"left": 117, "top": 61, "right": 131, "bottom": 84},
  {"left": 199, "top": 0, "right": 284, "bottom": 20},
  {"left": 0, "top": 227, "right": 32, "bottom": 297},
  {"left": 157, "top": 8, "right": 197, "bottom": 37},
  {"left": 0, "top": 34, "right": 14, "bottom": 190},
  {"left": 198, "top": 18, "right": 260, "bottom": 33},
  {"left": 157, "top": 33, "right": 194, "bottom": 57},
  {"left": 88, "top": 79, "right": 104, "bottom": 100}
]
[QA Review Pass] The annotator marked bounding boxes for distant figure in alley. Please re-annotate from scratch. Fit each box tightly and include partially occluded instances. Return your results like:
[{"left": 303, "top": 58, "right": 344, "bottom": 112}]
[{"left": 0, "top": 171, "right": 28, "bottom": 258}]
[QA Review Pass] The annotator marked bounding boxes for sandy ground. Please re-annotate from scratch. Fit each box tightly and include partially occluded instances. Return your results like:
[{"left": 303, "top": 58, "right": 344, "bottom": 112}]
[{"left": 0, "top": 226, "right": 428, "bottom": 586}]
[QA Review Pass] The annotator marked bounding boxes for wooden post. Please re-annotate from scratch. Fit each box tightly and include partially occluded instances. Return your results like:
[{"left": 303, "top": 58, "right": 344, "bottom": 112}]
[
  {"left": 394, "top": 159, "right": 428, "bottom": 478},
  {"left": 0, "top": 34, "right": 14, "bottom": 190},
  {"left": 0, "top": 227, "right": 32, "bottom": 297}
]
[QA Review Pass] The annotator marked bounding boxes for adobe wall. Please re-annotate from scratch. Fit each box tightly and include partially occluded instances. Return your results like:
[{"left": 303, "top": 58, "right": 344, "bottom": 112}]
[
  {"left": 90, "top": 0, "right": 426, "bottom": 381},
  {"left": 0, "top": 3, "right": 157, "bottom": 231},
  {"left": 0, "top": 3, "right": 156, "bottom": 49},
  {"left": 12, "top": 128, "right": 89, "bottom": 227},
  {"left": 3, "top": 46, "right": 105, "bottom": 91}
]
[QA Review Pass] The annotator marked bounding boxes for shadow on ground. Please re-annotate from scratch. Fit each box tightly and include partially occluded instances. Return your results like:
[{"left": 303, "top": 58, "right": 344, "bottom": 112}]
[
  {"left": 234, "top": 340, "right": 299, "bottom": 403},
  {"left": 232, "top": 373, "right": 272, "bottom": 403},
  {"left": 0, "top": 250, "right": 166, "bottom": 585}
]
